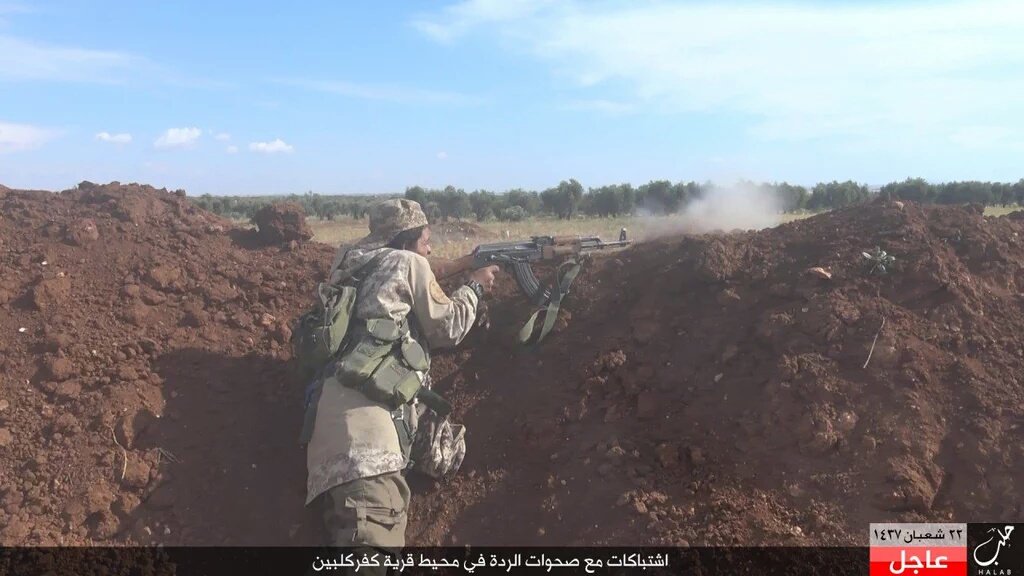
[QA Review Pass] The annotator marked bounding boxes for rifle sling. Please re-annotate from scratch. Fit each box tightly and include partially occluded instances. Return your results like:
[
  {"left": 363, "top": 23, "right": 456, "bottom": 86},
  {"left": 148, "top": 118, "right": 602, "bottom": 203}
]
[{"left": 517, "top": 258, "right": 582, "bottom": 346}]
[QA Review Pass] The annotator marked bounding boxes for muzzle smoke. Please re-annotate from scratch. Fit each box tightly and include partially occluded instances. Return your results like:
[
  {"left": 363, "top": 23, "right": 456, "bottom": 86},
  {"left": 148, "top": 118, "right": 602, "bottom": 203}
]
[{"left": 637, "top": 182, "right": 784, "bottom": 239}]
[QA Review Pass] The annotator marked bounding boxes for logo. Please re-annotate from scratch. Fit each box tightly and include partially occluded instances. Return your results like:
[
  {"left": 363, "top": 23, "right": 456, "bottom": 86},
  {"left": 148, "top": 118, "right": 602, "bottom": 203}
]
[
  {"left": 970, "top": 524, "right": 1021, "bottom": 576},
  {"left": 870, "top": 523, "right": 968, "bottom": 576}
]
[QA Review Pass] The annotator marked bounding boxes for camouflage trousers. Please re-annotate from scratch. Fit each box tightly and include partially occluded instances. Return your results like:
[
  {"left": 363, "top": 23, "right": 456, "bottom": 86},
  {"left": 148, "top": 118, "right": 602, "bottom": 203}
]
[{"left": 314, "top": 406, "right": 465, "bottom": 550}]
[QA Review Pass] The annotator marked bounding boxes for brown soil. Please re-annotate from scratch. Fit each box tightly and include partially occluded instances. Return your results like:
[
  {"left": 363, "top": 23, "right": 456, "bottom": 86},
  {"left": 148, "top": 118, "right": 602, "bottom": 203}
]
[
  {"left": 0, "top": 183, "right": 331, "bottom": 545},
  {"left": 251, "top": 202, "right": 313, "bottom": 246},
  {"left": 1, "top": 185, "right": 1022, "bottom": 547}
]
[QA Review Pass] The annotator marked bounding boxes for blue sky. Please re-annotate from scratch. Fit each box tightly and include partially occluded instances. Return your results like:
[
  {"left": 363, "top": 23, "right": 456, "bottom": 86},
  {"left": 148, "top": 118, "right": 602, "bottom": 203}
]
[{"left": 2, "top": 0, "right": 1023, "bottom": 195}]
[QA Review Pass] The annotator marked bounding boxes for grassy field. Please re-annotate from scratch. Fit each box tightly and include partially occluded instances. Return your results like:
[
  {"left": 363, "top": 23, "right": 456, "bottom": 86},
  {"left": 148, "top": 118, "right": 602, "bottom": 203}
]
[{"left": 293, "top": 205, "right": 1022, "bottom": 259}]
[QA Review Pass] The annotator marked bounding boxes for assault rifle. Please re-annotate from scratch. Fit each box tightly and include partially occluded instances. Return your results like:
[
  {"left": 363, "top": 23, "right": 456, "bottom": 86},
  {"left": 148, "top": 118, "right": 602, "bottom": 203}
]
[{"left": 432, "top": 230, "right": 631, "bottom": 343}]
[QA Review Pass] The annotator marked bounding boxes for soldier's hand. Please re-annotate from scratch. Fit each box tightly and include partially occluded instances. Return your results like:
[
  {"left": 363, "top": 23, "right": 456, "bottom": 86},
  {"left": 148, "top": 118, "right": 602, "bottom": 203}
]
[{"left": 469, "top": 265, "right": 499, "bottom": 292}]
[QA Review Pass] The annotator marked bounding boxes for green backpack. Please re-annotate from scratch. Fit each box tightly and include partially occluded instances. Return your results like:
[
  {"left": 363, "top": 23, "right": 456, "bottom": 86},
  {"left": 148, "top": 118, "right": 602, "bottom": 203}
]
[{"left": 291, "top": 250, "right": 388, "bottom": 381}]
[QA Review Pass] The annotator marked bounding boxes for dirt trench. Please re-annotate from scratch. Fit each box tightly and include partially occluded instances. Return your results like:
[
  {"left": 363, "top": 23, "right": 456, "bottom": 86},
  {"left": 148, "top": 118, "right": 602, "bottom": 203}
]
[{"left": 1, "top": 183, "right": 1022, "bottom": 546}]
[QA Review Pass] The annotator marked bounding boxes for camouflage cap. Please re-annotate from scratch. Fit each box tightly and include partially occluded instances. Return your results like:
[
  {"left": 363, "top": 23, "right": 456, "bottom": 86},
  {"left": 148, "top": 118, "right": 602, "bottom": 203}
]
[{"left": 353, "top": 198, "right": 430, "bottom": 249}]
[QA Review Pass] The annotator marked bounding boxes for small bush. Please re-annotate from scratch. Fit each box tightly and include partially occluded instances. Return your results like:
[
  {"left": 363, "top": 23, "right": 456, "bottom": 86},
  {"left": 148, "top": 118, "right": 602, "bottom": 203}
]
[{"left": 500, "top": 206, "right": 528, "bottom": 222}]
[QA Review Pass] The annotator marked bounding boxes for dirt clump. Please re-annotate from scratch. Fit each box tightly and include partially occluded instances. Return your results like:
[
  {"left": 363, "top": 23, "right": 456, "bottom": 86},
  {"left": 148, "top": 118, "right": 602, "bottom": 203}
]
[
  {"left": 65, "top": 218, "right": 100, "bottom": 246},
  {"left": 431, "top": 220, "right": 497, "bottom": 243},
  {"left": 252, "top": 202, "right": 313, "bottom": 246}
]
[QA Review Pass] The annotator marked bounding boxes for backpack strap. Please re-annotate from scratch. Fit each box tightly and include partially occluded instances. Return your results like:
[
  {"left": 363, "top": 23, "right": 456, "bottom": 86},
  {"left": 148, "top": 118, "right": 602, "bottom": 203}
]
[{"left": 334, "top": 248, "right": 393, "bottom": 288}]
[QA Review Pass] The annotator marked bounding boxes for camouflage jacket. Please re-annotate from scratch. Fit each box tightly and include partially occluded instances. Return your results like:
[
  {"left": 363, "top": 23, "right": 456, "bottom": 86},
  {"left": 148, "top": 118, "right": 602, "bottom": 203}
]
[{"left": 305, "top": 246, "right": 478, "bottom": 504}]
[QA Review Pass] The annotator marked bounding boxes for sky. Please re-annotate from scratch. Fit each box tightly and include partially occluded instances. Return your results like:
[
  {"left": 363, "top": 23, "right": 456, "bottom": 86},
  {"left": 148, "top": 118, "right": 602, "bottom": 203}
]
[{"left": 2, "top": 0, "right": 1024, "bottom": 196}]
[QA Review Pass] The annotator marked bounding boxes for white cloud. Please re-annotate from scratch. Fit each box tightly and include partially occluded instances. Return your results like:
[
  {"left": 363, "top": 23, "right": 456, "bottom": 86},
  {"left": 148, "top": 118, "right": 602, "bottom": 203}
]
[
  {"left": 215, "top": 132, "right": 231, "bottom": 141},
  {"left": 95, "top": 131, "right": 132, "bottom": 144},
  {"left": 249, "top": 139, "right": 293, "bottom": 154},
  {"left": 154, "top": 127, "right": 201, "bottom": 149},
  {"left": 226, "top": 145, "right": 238, "bottom": 154},
  {"left": 411, "top": 0, "right": 552, "bottom": 43},
  {"left": 0, "top": 121, "right": 58, "bottom": 153},
  {"left": 415, "top": 1, "right": 1024, "bottom": 143},
  {"left": 274, "top": 78, "right": 478, "bottom": 105},
  {"left": 0, "top": 35, "right": 137, "bottom": 82},
  {"left": 436, "top": 151, "right": 448, "bottom": 160}
]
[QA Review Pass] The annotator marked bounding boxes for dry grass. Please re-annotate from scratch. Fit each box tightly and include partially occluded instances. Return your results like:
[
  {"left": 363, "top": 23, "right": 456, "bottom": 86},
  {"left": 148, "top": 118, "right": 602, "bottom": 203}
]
[
  {"left": 307, "top": 218, "right": 369, "bottom": 247},
  {"left": 271, "top": 206, "right": 1020, "bottom": 260},
  {"left": 985, "top": 205, "right": 1023, "bottom": 217},
  {"left": 308, "top": 213, "right": 813, "bottom": 259},
  {"left": 309, "top": 216, "right": 640, "bottom": 258}
]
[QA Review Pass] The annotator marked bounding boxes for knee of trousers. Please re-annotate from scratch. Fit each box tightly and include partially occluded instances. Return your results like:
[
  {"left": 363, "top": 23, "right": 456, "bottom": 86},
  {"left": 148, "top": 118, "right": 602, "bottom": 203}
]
[{"left": 319, "top": 471, "right": 410, "bottom": 550}]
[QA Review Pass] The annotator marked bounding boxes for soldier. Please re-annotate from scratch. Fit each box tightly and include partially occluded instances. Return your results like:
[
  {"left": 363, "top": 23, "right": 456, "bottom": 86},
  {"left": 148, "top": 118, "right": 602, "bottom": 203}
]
[{"left": 301, "top": 198, "right": 498, "bottom": 565}]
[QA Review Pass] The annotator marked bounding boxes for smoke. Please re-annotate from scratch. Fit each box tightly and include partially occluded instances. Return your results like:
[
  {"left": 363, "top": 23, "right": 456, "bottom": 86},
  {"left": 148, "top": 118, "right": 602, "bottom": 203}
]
[
  {"left": 680, "top": 182, "right": 783, "bottom": 233},
  {"left": 637, "top": 181, "right": 784, "bottom": 240}
]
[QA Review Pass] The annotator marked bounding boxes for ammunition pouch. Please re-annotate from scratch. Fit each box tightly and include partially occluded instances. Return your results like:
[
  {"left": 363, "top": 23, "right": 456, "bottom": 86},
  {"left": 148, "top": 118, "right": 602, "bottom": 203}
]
[{"left": 336, "top": 318, "right": 451, "bottom": 418}]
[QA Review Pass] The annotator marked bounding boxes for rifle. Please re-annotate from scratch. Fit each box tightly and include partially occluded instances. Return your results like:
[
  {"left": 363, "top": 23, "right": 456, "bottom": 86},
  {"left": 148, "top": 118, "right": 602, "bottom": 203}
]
[{"left": 432, "top": 230, "right": 631, "bottom": 343}]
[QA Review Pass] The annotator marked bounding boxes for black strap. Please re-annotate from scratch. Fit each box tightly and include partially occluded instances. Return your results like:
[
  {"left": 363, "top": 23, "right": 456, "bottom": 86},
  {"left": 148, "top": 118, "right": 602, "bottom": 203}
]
[{"left": 416, "top": 387, "right": 451, "bottom": 419}]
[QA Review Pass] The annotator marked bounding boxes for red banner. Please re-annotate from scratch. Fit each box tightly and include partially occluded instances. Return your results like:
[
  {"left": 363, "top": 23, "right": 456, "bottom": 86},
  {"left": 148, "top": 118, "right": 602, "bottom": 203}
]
[{"left": 869, "top": 546, "right": 966, "bottom": 576}]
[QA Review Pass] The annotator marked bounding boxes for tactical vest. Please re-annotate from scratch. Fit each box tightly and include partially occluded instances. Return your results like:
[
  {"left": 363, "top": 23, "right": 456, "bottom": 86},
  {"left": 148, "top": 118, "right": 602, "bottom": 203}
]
[
  {"left": 334, "top": 316, "right": 450, "bottom": 418},
  {"left": 299, "top": 249, "right": 451, "bottom": 458}
]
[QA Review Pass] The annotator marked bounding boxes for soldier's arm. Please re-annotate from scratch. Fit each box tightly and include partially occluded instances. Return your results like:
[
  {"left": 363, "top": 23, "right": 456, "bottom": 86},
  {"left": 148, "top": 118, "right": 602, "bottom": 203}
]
[
  {"left": 428, "top": 253, "right": 477, "bottom": 281},
  {"left": 407, "top": 253, "right": 478, "bottom": 349}
]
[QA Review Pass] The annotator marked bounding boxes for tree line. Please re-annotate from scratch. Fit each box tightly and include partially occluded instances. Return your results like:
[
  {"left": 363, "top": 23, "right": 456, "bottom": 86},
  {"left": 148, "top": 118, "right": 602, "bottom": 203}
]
[
  {"left": 190, "top": 178, "right": 1024, "bottom": 222},
  {"left": 191, "top": 192, "right": 385, "bottom": 221}
]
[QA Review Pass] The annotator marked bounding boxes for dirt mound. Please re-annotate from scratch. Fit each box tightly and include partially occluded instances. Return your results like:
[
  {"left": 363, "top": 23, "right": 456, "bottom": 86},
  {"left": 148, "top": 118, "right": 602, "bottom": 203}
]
[
  {"left": 0, "top": 183, "right": 331, "bottom": 545},
  {"left": 413, "top": 199, "right": 1024, "bottom": 545},
  {"left": 2, "top": 186, "right": 1022, "bottom": 547},
  {"left": 432, "top": 220, "right": 497, "bottom": 242},
  {"left": 252, "top": 202, "right": 313, "bottom": 246}
]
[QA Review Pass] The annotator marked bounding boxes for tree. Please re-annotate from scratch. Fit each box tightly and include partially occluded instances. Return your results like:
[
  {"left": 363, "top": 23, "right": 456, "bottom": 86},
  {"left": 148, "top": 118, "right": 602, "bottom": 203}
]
[
  {"left": 540, "top": 187, "right": 561, "bottom": 218},
  {"left": 499, "top": 205, "right": 527, "bottom": 222},
  {"left": 936, "top": 181, "right": 992, "bottom": 205},
  {"left": 424, "top": 201, "right": 442, "bottom": 223},
  {"left": 541, "top": 179, "right": 585, "bottom": 220},
  {"left": 881, "top": 178, "right": 932, "bottom": 203},
  {"left": 807, "top": 180, "right": 871, "bottom": 210},
  {"left": 587, "top": 183, "right": 636, "bottom": 217},
  {"left": 993, "top": 183, "right": 1014, "bottom": 207},
  {"left": 405, "top": 186, "right": 427, "bottom": 207},
  {"left": 434, "top": 186, "right": 469, "bottom": 221},
  {"left": 505, "top": 188, "right": 542, "bottom": 215},
  {"left": 1014, "top": 179, "right": 1024, "bottom": 206},
  {"left": 469, "top": 190, "right": 497, "bottom": 221},
  {"left": 637, "top": 180, "right": 676, "bottom": 214},
  {"left": 560, "top": 179, "right": 584, "bottom": 219},
  {"left": 774, "top": 182, "right": 809, "bottom": 213}
]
